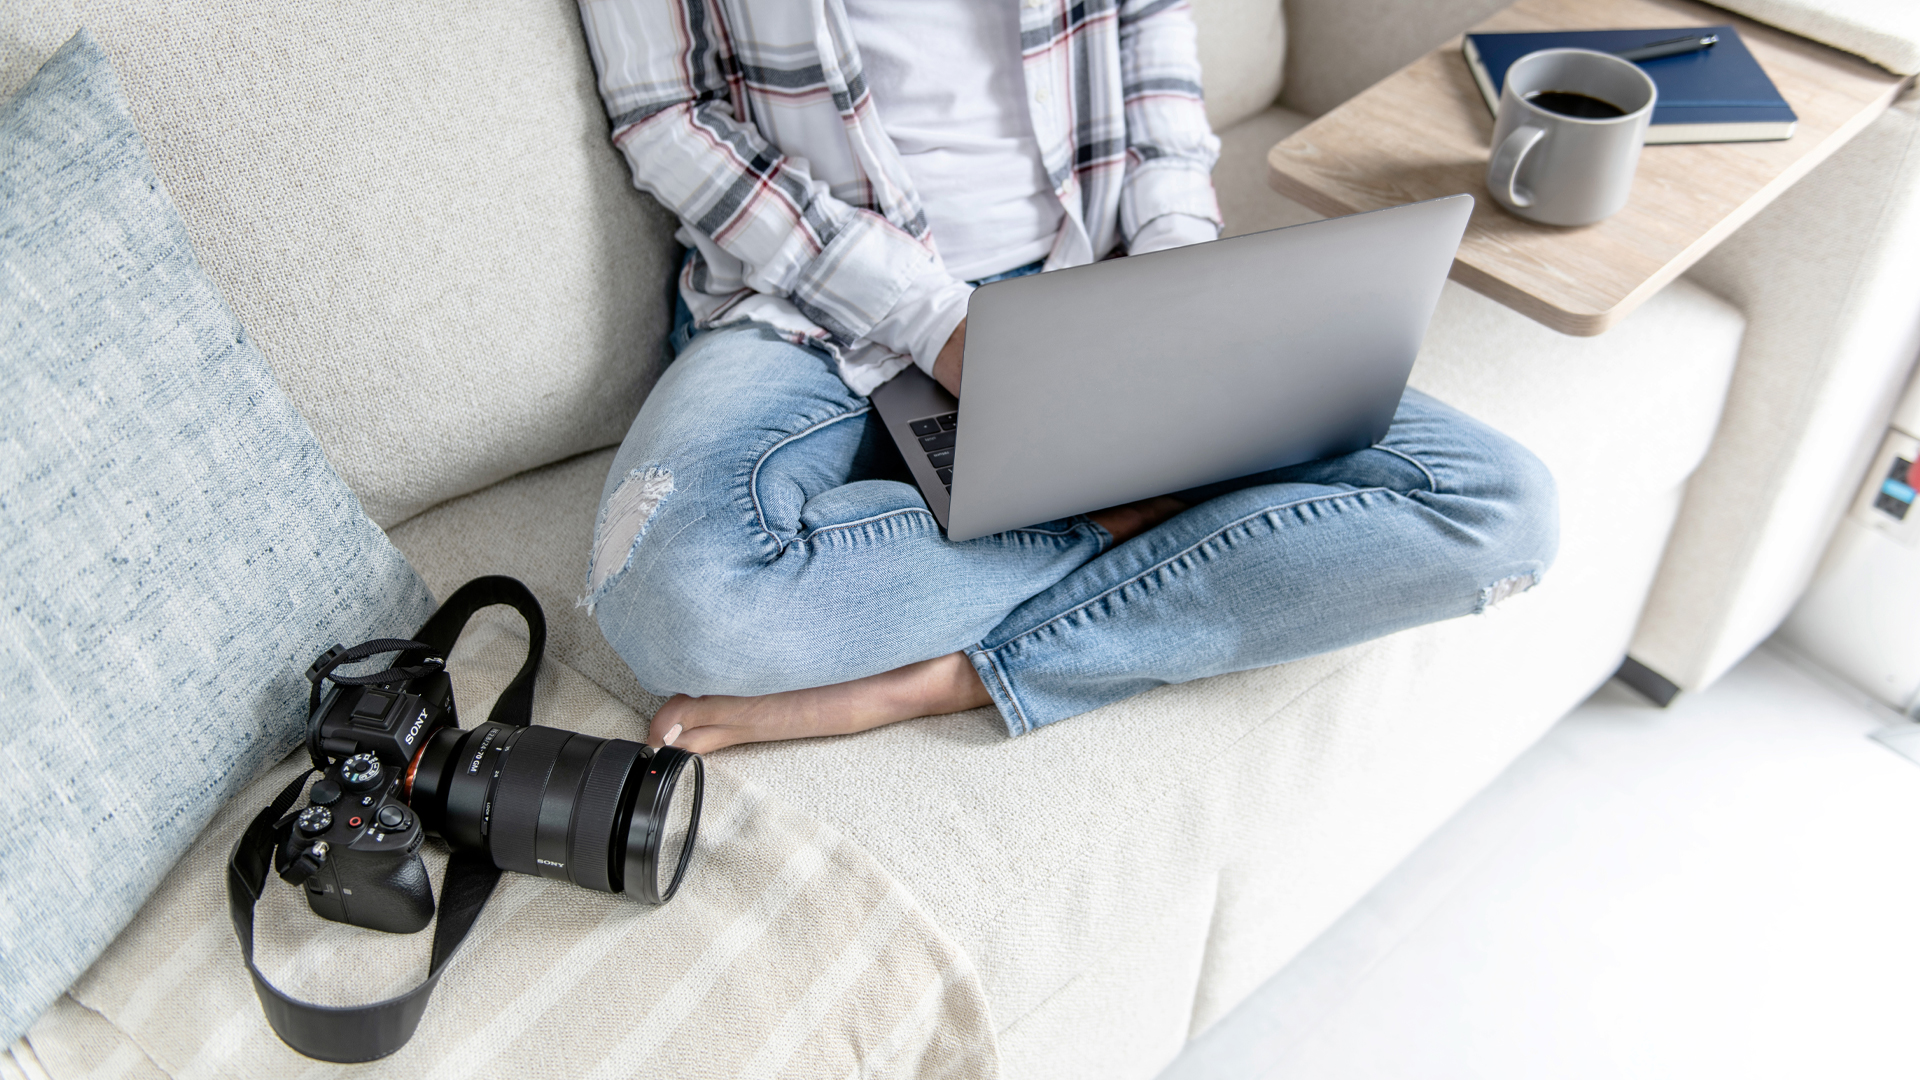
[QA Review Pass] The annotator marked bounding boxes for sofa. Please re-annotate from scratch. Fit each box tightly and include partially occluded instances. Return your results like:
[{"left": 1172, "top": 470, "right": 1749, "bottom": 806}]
[{"left": 5, "top": 0, "right": 1916, "bottom": 1076}]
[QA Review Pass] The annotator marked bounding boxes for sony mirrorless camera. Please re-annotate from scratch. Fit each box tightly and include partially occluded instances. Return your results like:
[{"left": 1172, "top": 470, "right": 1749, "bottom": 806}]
[{"left": 280, "top": 645, "right": 703, "bottom": 934}]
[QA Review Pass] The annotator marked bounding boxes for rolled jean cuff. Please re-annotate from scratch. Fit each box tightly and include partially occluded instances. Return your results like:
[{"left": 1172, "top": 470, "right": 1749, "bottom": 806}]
[{"left": 965, "top": 646, "right": 1033, "bottom": 737}]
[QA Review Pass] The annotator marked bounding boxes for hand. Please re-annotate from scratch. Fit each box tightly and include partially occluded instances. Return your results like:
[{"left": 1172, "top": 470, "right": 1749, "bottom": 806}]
[{"left": 932, "top": 318, "right": 967, "bottom": 397}]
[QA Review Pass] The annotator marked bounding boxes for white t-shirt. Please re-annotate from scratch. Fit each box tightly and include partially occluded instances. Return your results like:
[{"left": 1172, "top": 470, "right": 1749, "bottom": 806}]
[
  {"left": 845, "top": 0, "right": 1062, "bottom": 281},
  {"left": 844, "top": 0, "right": 1218, "bottom": 378}
]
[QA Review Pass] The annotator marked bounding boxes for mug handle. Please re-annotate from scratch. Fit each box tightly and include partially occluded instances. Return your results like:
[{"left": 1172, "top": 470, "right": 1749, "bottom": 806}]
[{"left": 1488, "top": 125, "right": 1546, "bottom": 209}]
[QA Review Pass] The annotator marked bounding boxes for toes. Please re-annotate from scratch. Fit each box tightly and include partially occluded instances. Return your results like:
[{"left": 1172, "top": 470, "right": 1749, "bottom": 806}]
[
  {"left": 648, "top": 695, "right": 737, "bottom": 754},
  {"left": 649, "top": 695, "right": 694, "bottom": 747}
]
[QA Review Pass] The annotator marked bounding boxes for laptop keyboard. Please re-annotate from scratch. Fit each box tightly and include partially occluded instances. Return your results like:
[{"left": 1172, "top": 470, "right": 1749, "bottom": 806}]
[{"left": 907, "top": 412, "right": 959, "bottom": 491}]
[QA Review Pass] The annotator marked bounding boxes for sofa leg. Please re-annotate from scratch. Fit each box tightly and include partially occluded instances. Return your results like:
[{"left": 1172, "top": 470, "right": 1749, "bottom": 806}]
[{"left": 1614, "top": 655, "right": 1681, "bottom": 707}]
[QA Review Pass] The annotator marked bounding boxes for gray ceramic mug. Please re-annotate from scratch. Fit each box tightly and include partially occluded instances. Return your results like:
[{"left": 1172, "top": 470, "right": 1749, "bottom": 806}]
[{"left": 1486, "top": 48, "right": 1657, "bottom": 226}]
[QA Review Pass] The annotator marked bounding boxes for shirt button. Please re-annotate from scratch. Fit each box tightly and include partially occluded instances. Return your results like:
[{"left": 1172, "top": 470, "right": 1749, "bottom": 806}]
[{"left": 1034, "top": 87, "right": 1050, "bottom": 104}]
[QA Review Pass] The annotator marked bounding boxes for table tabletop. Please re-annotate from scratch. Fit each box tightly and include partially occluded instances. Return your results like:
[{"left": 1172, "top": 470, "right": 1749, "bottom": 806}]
[{"left": 1265, "top": 0, "right": 1911, "bottom": 335}]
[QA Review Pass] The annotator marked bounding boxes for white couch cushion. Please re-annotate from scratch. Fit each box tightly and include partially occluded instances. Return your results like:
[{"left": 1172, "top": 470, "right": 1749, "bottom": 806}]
[
  {"left": 1191, "top": 0, "right": 1288, "bottom": 131},
  {"left": 1212, "top": 105, "right": 1320, "bottom": 235},
  {"left": 1275, "top": 0, "right": 1507, "bottom": 116},
  {"left": 45, "top": 414, "right": 1720, "bottom": 1080},
  {"left": 3, "top": 2, "right": 682, "bottom": 528}
]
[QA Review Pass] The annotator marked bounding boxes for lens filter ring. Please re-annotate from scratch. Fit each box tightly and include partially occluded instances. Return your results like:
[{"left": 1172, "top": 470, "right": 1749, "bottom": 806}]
[{"left": 622, "top": 747, "right": 704, "bottom": 904}]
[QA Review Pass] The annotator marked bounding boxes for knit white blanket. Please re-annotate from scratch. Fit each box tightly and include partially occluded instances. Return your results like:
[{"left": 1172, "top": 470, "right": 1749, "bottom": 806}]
[{"left": 19, "top": 622, "right": 997, "bottom": 1080}]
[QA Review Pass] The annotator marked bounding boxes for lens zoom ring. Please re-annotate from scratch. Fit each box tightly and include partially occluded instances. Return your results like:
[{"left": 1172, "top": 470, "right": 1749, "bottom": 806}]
[
  {"left": 488, "top": 726, "right": 573, "bottom": 877},
  {"left": 570, "top": 739, "right": 644, "bottom": 893}
]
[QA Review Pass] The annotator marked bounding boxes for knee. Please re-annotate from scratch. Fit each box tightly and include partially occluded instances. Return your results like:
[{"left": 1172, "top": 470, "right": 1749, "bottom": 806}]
[
  {"left": 591, "top": 543, "right": 819, "bottom": 698},
  {"left": 583, "top": 464, "right": 738, "bottom": 693},
  {"left": 1466, "top": 428, "right": 1560, "bottom": 603},
  {"left": 1394, "top": 392, "right": 1557, "bottom": 571},
  {"left": 1483, "top": 423, "right": 1557, "bottom": 515}
]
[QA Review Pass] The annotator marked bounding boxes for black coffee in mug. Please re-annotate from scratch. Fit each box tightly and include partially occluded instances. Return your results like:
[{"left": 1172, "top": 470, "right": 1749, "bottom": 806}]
[{"left": 1524, "top": 89, "right": 1627, "bottom": 119}]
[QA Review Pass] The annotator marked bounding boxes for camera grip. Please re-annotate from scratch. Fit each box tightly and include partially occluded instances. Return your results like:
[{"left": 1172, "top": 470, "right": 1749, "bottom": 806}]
[
  {"left": 304, "top": 848, "right": 435, "bottom": 934},
  {"left": 366, "top": 850, "right": 437, "bottom": 934}
]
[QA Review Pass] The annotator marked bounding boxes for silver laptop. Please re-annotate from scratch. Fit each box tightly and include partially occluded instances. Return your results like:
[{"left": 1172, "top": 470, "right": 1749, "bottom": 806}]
[{"left": 869, "top": 194, "right": 1473, "bottom": 542}]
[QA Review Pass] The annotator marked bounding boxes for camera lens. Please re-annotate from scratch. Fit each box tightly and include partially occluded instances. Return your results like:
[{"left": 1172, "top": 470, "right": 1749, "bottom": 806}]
[{"left": 403, "top": 722, "right": 701, "bottom": 901}]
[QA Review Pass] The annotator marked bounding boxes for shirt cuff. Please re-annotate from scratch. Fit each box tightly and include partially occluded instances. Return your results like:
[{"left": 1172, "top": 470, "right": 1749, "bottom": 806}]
[
  {"left": 1128, "top": 213, "right": 1221, "bottom": 255},
  {"left": 862, "top": 266, "right": 973, "bottom": 377}
]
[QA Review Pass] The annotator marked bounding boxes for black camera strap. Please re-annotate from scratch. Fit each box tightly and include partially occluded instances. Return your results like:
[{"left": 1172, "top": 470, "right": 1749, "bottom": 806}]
[{"left": 226, "top": 576, "right": 547, "bottom": 1063}]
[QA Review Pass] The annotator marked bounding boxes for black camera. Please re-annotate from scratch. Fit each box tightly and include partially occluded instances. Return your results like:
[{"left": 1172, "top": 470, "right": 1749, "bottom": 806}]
[
  {"left": 278, "top": 584, "right": 703, "bottom": 935},
  {"left": 231, "top": 577, "right": 702, "bottom": 1062}
]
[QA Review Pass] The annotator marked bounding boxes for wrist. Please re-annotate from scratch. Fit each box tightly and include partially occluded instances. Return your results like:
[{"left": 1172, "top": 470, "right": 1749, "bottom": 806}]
[
  {"left": 932, "top": 321, "right": 966, "bottom": 396},
  {"left": 863, "top": 264, "right": 971, "bottom": 376}
]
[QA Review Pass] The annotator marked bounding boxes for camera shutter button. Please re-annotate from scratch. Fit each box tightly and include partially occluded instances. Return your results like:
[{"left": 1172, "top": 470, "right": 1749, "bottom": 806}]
[{"left": 376, "top": 805, "right": 406, "bottom": 830}]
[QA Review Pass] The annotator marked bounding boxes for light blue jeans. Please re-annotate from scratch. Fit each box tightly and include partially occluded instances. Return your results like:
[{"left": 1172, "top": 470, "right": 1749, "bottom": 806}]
[{"left": 588, "top": 322, "right": 1558, "bottom": 735}]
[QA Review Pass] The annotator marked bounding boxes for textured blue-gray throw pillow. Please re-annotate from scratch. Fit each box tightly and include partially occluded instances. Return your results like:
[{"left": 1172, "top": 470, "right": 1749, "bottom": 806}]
[{"left": 0, "top": 30, "right": 437, "bottom": 1042}]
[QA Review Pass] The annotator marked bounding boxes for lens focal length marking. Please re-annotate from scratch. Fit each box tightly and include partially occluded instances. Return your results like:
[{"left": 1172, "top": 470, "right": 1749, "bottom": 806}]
[
  {"left": 468, "top": 725, "right": 500, "bottom": 774},
  {"left": 486, "top": 726, "right": 572, "bottom": 878}
]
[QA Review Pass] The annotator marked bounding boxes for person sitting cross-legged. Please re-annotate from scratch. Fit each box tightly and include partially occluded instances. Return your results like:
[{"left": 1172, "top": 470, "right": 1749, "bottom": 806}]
[{"left": 574, "top": 0, "right": 1559, "bottom": 753}]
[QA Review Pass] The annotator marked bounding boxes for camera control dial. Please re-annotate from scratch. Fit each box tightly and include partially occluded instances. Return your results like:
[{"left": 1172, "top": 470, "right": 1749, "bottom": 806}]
[
  {"left": 296, "top": 806, "right": 333, "bottom": 837},
  {"left": 340, "top": 753, "right": 383, "bottom": 792}
]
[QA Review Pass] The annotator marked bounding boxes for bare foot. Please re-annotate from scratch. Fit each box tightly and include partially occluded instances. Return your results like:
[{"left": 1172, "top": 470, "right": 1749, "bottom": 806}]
[
  {"left": 648, "top": 651, "right": 994, "bottom": 753},
  {"left": 1088, "top": 495, "right": 1188, "bottom": 545}
]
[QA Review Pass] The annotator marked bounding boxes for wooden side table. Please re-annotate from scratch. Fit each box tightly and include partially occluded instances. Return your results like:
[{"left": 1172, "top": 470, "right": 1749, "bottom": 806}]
[{"left": 1265, "top": 0, "right": 1911, "bottom": 335}]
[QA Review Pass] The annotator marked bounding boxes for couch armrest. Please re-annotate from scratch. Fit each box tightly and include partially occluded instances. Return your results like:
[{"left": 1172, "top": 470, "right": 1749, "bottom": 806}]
[{"left": 1633, "top": 88, "right": 1920, "bottom": 692}]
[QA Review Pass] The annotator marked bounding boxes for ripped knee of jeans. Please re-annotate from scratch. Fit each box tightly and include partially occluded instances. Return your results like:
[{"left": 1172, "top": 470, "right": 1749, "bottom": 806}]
[
  {"left": 1476, "top": 570, "right": 1540, "bottom": 613},
  {"left": 581, "top": 464, "right": 675, "bottom": 614}
]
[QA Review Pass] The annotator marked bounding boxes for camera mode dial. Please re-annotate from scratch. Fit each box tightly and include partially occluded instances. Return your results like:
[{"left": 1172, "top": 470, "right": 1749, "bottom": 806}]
[
  {"left": 340, "top": 753, "right": 383, "bottom": 792},
  {"left": 296, "top": 806, "right": 333, "bottom": 837}
]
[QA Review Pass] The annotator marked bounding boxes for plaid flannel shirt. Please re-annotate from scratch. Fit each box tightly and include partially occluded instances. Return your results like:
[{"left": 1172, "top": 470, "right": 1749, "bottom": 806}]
[{"left": 579, "top": 0, "right": 1223, "bottom": 392}]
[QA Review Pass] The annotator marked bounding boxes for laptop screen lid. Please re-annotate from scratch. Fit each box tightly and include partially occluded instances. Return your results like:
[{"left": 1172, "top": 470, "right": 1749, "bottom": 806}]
[{"left": 944, "top": 194, "right": 1473, "bottom": 542}]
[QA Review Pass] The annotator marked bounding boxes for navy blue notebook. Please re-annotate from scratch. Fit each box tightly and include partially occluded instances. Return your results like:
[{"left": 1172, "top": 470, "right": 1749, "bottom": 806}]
[{"left": 1463, "top": 26, "right": 1797, "bottom": 143}]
